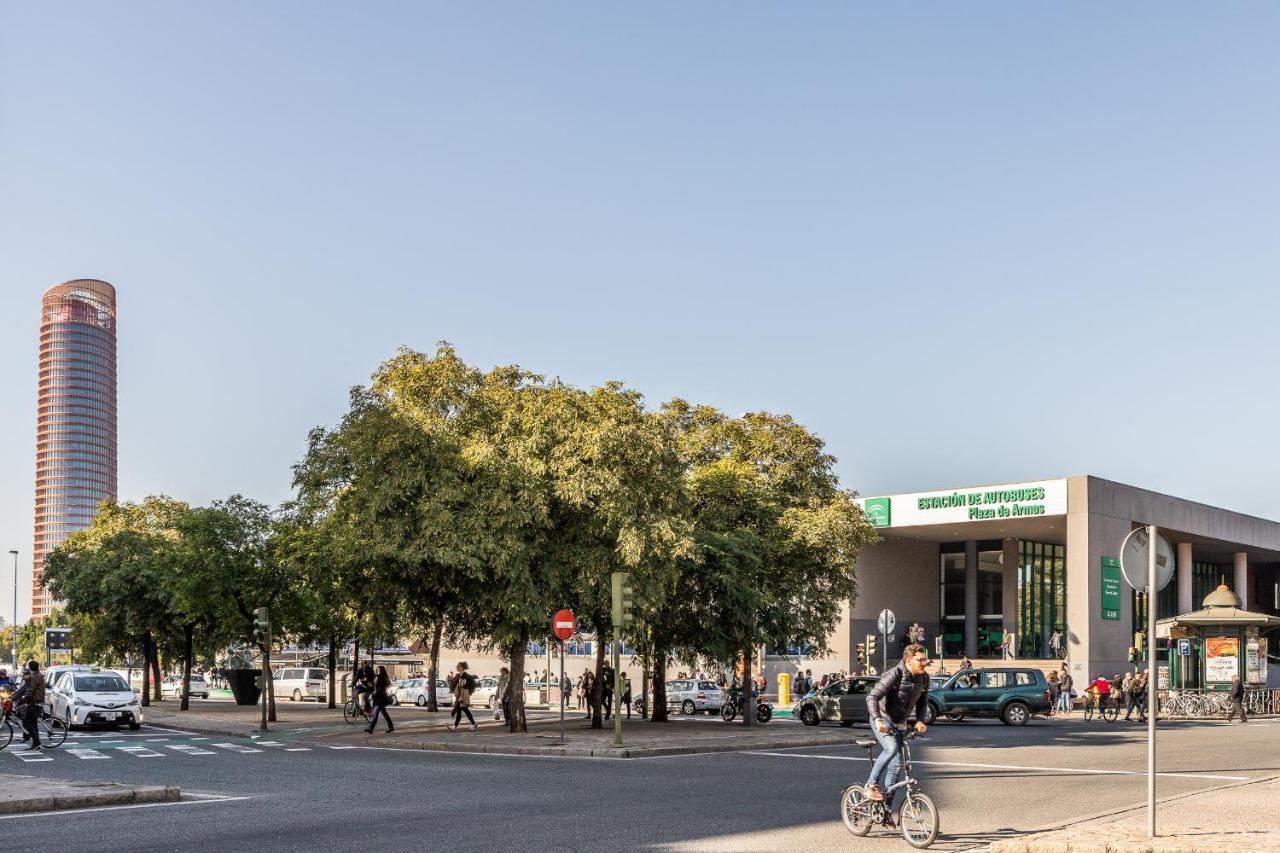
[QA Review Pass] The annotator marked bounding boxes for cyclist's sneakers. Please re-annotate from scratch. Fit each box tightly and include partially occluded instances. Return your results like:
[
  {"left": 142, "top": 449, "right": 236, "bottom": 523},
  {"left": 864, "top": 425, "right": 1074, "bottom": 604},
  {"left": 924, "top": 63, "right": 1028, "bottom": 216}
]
[
  {"left": 882, "top": 814, "right": 897, "bottom": 829},
  {"left": 865, "top": 783, "right": 884, "bottom": 801}
]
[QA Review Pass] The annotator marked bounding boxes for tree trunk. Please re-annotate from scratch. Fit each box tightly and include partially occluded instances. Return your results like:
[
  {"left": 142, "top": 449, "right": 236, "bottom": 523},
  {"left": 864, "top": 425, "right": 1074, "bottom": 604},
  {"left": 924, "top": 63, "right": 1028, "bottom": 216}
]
[
  {"left": 140, "top": 634, "right": 151, "bottom": 707},
  {"left": 180, "top": 624, "right": 194, "bottom": 712},
  {"left": 426, "top": 620, "right": 443, "bottom": 713},
  {"left": 651, "top": 647, "right": 668, "bottom": 722},
  {"left": 507, "top": 632, "right": 528, "bottom": 733},
  {"left": 741, "top": 646, "right": 754, "bottom": 727},
  {"left": 327, "top": 636, "right": 337, "bottom": 709},
  {"left": 150, "top": 646, "right": 162, "bottom": 702},
  {"left": 590, "top": 625, "right": 606, "bottom": 729}
]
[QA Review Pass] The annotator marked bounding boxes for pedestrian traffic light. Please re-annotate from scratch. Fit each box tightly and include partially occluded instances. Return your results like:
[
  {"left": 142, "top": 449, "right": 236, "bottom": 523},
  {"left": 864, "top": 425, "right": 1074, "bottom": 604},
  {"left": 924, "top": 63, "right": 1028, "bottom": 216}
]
[
  {"left": 866, "top": 633, "right": 877, "bottom": 659},
  {"left": 856, "top": 643, "right": 865, "bottom": 663},
  {"left": 611, "top": 572, "right": 634, "bottom": 627},
  {"left": 253, "top": 606, "right": 270, "bottom": 648}
]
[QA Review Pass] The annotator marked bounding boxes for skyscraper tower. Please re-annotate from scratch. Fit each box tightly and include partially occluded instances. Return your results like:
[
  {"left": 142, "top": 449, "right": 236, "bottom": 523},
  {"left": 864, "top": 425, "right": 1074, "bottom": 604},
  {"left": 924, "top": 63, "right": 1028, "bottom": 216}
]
[{"left": 32, "top": 280, "right": 118, "bottom": 620}]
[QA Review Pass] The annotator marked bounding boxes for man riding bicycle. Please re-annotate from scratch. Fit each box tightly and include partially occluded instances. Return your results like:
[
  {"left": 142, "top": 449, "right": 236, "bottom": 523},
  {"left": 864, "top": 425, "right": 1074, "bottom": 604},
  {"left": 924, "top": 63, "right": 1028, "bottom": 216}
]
[{"left": 864, "top": 643, "right": 930, "bottom": 820}]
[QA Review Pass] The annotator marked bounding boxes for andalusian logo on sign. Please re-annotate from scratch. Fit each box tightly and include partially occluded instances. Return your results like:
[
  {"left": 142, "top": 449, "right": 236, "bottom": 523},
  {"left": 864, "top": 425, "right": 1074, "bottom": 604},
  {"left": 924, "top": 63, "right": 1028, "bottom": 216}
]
[{"left": 864, "top": 497, "right": 891, "bottom": 528}]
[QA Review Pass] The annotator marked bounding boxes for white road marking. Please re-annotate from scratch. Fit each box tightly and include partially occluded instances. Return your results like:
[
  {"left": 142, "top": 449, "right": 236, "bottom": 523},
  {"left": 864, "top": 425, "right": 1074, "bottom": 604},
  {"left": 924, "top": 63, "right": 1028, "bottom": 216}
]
[
  {"left": 0, "top": 794, "right": 253, "bottom": 820},
  {"left": 11, "top": 751, "right": 53, "bottom": 762},
  {"left": 740, "top": 751, "right": 1250, "bottom": 781},
  {"left": 145, "top": 738, "right": 170, "bottom": 742},
  {"left": 212, "top": 742, "right": 262, "bottom": 753},
  {"left": 284, "top": 747, "right": 311, "bottom": 752},
  {"left": 120, "top": 746, "right": 164, "bottom": 758},
  {"left": 67, "top": 748, "right": 110, "bottom": 760},
  {"left": 166, "top": 744, "right": 216, "bottom": 756}
]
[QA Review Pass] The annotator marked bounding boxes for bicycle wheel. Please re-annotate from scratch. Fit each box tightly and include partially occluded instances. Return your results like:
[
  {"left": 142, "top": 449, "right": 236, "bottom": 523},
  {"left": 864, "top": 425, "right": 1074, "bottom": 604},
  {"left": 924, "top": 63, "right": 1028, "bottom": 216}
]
[
  {"left": 721, "top": 703, "right": 737, "bottom": 722},
  {"left": 1103, "top": 701, "right": 1119, "bottom": 722},
  {"left": 1083, "top": 700, "right": 1094, "bottom": 721},
  {"left": 899, "top": 791, "right": 940, "bottom": 849},
  {"left": 343, "top": 699, "right": 359, "bottom": 725},
  {"left": 0, "top": 719, "right": 12, "bottom": 750},
  {"left": 840, "top": 785, "right": 874, "bottom": 836},
  {"left": 41, "top": 715, "right": 67, "bottom": 748}
]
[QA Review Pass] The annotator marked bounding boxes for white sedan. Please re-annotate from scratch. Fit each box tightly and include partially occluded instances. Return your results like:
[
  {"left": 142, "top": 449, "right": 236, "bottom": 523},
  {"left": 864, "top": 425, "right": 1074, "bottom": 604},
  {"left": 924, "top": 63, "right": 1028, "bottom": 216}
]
[
  {"left": 393, "top": 677, "right": 453, "bottom": 707},
  {"left": 48, "top": 670, "right": 144, "bottom": 730}
]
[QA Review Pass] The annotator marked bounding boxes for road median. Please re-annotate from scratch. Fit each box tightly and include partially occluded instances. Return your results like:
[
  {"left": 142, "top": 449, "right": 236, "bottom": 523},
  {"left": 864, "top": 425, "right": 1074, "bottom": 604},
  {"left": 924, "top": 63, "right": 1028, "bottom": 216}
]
[{"left": 0, "top": 774, "right": 180, "bottom": 815}]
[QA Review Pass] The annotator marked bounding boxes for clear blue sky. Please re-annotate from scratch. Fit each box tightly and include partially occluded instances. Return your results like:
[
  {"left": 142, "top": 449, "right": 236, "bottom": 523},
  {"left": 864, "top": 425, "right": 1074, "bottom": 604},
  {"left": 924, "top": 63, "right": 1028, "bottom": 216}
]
[{"left": 3, "top": 5, "right": 1280, "bottom": 622}]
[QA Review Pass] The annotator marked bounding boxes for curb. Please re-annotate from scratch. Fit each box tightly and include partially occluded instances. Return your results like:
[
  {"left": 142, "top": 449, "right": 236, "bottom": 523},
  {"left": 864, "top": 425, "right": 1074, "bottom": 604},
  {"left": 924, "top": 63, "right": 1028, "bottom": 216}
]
[
  {"left": 354, "top": 733, "right": 863, "bottom": 759},
  {"left": 0, "top": 783, "right": 180, "bottom": 816}
]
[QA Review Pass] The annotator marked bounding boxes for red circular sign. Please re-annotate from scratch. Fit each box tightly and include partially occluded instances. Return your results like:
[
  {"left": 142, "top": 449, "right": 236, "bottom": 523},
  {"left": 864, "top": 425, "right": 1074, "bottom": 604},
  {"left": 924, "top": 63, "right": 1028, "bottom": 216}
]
[{"left": 551, "top": 609, "right": 576, "bottom": 642}]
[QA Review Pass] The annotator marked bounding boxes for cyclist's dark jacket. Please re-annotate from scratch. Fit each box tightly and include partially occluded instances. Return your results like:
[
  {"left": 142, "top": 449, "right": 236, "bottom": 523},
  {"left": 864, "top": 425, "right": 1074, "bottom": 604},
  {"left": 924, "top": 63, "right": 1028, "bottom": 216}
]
[{"left": 866, "top": 663, "right": 929, "bottom": 724}]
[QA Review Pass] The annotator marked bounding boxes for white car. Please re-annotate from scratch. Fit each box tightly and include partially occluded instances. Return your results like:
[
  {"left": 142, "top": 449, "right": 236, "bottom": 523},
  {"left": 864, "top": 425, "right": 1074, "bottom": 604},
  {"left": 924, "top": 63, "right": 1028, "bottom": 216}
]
[
  {"left": 471, "top": 677, "right": 500, "bottom": 708},
  {"left": 665, "top": 679, "right": 725, "bottom": 715},
  {"left": 48, "top": 669, "right": 143, "bottom": 730},
  {"left": 160, "top": 674, "right": 210, "bottom": 699},
  {"left": 393, "top": 677, "right": 453, "bottom": 707},
  {"left": 274, "top": 667, "right": 328, "bottom": 702}
]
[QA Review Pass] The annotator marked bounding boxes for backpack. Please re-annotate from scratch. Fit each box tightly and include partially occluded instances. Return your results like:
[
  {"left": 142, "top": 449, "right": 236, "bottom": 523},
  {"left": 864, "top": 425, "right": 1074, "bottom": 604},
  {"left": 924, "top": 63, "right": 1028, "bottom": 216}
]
[{"left": 464, "top": 672, "right": 477, "bottom": 691}]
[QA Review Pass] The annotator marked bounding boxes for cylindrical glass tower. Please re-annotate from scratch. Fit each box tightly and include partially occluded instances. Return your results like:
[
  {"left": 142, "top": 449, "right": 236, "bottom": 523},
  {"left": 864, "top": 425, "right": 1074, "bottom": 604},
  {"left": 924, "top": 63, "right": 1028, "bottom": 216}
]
[{"left": 33, "top": 279, "right": 118, "bottom": 619}]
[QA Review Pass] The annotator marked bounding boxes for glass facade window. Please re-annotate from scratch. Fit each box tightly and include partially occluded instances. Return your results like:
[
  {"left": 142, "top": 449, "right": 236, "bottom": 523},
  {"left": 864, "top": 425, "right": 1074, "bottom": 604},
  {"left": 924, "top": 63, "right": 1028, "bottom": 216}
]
[
  {"left": 1017, "top": 541, "right": 1066, "bottom": 658},
  {"left": 939, "top": 544, "right": 965, "bottom": 657},
  {"left": 977, "top": 542, "right": 1004, "bottom": 657},
  {"left": 1193, "top": 562, "right": 1226, "bottom": 606}
]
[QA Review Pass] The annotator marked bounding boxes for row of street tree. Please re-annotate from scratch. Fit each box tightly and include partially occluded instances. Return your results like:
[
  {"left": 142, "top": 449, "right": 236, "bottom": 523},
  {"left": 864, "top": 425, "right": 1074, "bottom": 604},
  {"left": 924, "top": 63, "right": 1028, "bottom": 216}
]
[{"left": 42, "top": 344, "right": 878, "bottom": 730}]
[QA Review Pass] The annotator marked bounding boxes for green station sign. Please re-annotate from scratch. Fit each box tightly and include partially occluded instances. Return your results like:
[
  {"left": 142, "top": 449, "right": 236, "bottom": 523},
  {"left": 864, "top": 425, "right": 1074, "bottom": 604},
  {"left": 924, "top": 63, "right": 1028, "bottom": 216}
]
[
  {"left": 1101, "top": 556, "right": 1122, "bottom": 621},
  {"left": 863, "top": 497, "right": 891, "bottom": 528}
]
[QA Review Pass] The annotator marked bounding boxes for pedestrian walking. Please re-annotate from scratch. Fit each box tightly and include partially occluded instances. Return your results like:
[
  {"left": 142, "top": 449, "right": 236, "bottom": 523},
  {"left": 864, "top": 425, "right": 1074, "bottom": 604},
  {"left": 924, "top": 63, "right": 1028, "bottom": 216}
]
[
  {"left": 581, "top": 671, "right": 595, "bottom": 718},
  {"left": 365, "top": 665, "right": 395, "bottom": 734},
  {"left": 447, "top": 662, "right": 478, "bottom": 731},
  {"left": 621, "top": 675, "right": 632, "bottom": 719},
  {"left": 1227, "top": 675, "right": 1248, "bottom": 722},
  {"left": 959, "top": 655, "right": 973, "bottom": 671},
  {"left": 1046, "top": 670, "right": 1059, "bottom": 716},
  {"left": 1049, "top": 629, "right": 1063, "bottom": 659},
  {"left": 1002, "top": 628, "right": 1015, "bottom": 660},
  {"left": 601, "top": 662, "right": 615, "bottom": 719},
  {"left": 1122, "top": 672, "right": 1138, "bottom": 721},
  {"left": 19, "top": 661, "right": 45, "bottom": 750},
  {"left": 494, "top": 666, "right": 510, "bottom": 721}
]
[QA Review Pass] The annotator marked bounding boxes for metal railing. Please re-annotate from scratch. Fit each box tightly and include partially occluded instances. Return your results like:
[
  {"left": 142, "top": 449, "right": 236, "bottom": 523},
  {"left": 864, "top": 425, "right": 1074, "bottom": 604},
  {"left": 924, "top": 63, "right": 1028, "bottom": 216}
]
[{"left": 1157, "top": 687, "right": 1279, "bottom": 718}]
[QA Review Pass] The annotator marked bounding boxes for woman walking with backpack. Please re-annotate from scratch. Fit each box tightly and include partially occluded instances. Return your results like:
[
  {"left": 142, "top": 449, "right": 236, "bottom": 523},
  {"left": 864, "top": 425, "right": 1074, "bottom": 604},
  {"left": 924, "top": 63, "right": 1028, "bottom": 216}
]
[
  {"left": 365, "top": 666, "right": 395, "bottom": 734},
  {"left": 447, "top": 661, "right": 477, "bottom": 732}
]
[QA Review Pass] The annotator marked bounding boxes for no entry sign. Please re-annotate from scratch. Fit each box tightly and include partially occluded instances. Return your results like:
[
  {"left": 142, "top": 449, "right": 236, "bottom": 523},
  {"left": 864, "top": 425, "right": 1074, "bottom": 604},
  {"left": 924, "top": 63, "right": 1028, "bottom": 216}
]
[{"left": 551, "top": 609, "right": 576, "bottom": 642}]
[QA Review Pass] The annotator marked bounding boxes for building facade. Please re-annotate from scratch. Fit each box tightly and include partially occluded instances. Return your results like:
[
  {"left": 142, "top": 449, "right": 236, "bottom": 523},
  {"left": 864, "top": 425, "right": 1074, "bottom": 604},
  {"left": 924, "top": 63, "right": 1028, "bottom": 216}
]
[
  {"left": 836, "top": 476, "right": 1280, "bottom": 689},
  {"left": 32, "top": 280, "right": 118, "bottom": 619}
]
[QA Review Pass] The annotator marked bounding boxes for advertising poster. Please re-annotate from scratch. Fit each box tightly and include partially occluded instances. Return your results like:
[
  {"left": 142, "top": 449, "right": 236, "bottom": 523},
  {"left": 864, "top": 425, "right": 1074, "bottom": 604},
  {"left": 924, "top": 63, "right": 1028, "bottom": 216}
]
[
  {"left": 1205, "top": 636, "right": 1239, "bottom": 683},
  {"left": 1247, "top": 640, "right": 1261, "bottom": 683}
]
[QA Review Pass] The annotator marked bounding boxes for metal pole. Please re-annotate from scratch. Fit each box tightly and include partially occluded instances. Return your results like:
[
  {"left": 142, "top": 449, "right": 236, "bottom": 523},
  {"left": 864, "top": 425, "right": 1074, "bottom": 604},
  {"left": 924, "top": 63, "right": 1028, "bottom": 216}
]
[
  {"left": 8, "top": 551, "right": 17, "bottom": 669},
  {"left": 612, "top": 633, "right": 623, "bottom": 748},
  {"left": 1147, "top": 524, "right": 1158, "bottom": 838},
  {"left": 559, "top": 640, "right": 565, "bottom": 744}
]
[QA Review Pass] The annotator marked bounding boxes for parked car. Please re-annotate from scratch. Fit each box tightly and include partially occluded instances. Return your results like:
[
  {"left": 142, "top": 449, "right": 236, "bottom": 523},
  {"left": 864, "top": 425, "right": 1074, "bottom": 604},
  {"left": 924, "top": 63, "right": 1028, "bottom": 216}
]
[
  {"left": 274, "top": 667, "right": 328, "bottom": 702},
  {"left": 40, "top": 664, "right": 98, "bottom": 712},
  {"left": 47, "top": 668, "right": 144, "bottom": 730},
  {"left": 793, "top": 676, "right": 879, "bottom": 727},
  {"left": 472, "top": 677, "right": 500, "bottom": 708},
  {"left": 664, "top": 679, "right": 724, "bottom": 715},
  {"left": 160, "top": 674, "right": 210, "bottom": 699},
  {"left": 393, "top": 677, "right": 453, "bottom": 707},
  {"left": 926, "top": 668, "right": 1053, "bottom": 726}
]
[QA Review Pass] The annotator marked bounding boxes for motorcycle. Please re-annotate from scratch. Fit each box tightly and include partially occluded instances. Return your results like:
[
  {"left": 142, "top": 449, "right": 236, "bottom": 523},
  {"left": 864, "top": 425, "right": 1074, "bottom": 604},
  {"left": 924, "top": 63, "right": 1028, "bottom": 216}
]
[{"left": 720, "top": 687, "right": 772, "bottom": 723}]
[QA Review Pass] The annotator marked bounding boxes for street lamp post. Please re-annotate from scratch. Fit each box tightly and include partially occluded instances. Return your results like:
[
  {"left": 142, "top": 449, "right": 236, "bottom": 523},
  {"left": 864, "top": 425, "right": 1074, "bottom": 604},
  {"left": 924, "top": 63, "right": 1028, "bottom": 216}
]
[{"left": 8, "top": 551, "right": 17, "bottom": 669}]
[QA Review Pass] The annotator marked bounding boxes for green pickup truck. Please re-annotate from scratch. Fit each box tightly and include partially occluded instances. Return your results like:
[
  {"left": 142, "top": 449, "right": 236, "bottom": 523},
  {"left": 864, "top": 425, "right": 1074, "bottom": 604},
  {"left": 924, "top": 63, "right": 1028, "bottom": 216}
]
[{"left": 927, "top": 668, "right": 1053, "bottom": 726}]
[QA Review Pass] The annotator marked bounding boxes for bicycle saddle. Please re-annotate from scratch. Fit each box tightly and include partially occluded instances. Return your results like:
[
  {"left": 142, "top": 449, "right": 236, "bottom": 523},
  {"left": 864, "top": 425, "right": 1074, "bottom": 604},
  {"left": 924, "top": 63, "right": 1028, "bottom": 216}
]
[{"left": 854, "top": 737, "right": 876, "bottom": 749}]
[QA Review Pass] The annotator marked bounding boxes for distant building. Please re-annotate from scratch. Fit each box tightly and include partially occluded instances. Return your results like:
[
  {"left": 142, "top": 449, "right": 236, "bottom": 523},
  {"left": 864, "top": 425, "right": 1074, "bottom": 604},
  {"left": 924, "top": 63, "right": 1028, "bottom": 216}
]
[{"left": 32, "top": 280, "right": 118, "bottom": 619}]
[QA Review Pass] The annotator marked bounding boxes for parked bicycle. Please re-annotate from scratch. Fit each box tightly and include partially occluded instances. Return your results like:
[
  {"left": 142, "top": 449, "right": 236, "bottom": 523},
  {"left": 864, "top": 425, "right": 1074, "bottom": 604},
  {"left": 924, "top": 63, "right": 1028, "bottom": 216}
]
[
  {"left": 841, "top": 726, "right": 939, "bottom": 848},
  {"left": 720, "top": 687, "right": 772, "bottom": 723}
]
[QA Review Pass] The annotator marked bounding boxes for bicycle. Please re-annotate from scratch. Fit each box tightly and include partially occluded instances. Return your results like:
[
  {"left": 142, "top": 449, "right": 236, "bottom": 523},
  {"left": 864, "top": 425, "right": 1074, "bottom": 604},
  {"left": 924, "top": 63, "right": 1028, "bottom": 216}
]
[
  {"left": 0, "top": 698, "right": 67, "bottom": 748},
  {"left": 342, "top": 695, "right": 373, "bottom": 725},
  {"left": 719, "top": 687, "right": 772, "bottom": 723},
  {"left": 1083, "top": 693, "right": 1119, "bottom": 722},
  {"left": 840, "top": 726, "right": 939, "bottom": 849}
]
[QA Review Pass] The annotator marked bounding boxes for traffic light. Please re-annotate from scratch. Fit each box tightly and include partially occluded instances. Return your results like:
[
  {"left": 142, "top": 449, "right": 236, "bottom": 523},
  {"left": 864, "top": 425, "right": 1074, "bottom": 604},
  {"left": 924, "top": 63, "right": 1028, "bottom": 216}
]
[
  {"left": 856, "top": 643, "right": 865, "bottom": 663},
  {"left": 611, "top": 572, "right": 634, "bottom": 627},
  {"left": 866, "top": 633, "right": 877, "bottom": 660},
  {"left": 1128, "top": 647, "right": 1138, "bottom": 663},
  {"left": 253, "top": 606, "right": 271, "bottom": 648}
]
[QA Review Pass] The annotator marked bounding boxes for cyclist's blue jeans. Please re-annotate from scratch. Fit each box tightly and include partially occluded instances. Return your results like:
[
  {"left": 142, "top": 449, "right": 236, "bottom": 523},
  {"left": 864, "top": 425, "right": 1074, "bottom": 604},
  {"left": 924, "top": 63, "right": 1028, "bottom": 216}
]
[
  {"left": 1056, "top": 691, "right": 1071, "bottom": 712},
  {"left": 866, "top": 726, "right": 904, "bottom": 813}
]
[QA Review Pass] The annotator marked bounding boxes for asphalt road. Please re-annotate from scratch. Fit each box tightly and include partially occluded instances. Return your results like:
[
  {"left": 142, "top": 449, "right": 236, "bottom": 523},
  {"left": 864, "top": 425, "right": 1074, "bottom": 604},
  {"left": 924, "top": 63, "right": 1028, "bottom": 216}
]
[{"left": 3, "top": 713, "right": 1276, "bottom": 852}]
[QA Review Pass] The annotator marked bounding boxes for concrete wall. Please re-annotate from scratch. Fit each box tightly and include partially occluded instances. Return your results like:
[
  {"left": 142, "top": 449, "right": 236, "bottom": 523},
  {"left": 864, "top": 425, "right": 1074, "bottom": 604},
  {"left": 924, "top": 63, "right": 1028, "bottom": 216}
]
[{"left": 849, "top": 537, "right": 940, "bottom": 671}]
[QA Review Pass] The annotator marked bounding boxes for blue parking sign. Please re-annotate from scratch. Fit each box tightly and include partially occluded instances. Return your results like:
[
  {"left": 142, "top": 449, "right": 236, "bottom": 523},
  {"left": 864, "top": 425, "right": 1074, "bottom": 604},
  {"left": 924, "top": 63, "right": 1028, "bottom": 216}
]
[{"left": 1177, "top": 639, "right": 1191, "bottom": 656}]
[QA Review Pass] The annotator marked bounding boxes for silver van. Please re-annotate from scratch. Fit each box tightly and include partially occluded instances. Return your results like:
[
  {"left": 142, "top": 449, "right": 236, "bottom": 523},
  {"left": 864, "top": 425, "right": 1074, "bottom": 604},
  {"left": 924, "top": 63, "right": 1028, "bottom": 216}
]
[{"left": 274, "top": 667, "right": 328, "bottom": 702}]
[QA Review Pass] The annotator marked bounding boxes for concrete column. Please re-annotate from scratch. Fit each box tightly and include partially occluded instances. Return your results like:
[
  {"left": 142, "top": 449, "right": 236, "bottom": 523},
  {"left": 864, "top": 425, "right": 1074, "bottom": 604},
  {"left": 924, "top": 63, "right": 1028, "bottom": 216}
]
[
  {"left": 1002, "top": 538, "right": 1020, "bottom": 640},
  {"left": 964, "top": 540, "right": 978, "bottom": 658},
  {"left": 1177, "top": 542, "right": 1193, "bottom": 615},
  {"left": 1235, "top": 552, "right": 1249, "bottom": 609}
]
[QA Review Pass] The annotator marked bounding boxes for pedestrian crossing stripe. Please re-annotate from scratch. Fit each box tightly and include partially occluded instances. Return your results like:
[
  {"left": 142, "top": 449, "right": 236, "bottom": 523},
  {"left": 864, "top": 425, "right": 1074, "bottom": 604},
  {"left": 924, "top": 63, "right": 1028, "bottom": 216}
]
[
  {"left": 212, "top": 742, "right": 262, "bottom": 753},
  {"left": 11, "top": 751, "right": 52, "bottom": 762},
  {"left": 119, "top": 746, "right": 164, "bottom": 757},
  {"left": 166, "top": 744, "right": 216, "bottom": 755},
  {"left": 65, "top": 748, "right": 110, "bottom": 759}
]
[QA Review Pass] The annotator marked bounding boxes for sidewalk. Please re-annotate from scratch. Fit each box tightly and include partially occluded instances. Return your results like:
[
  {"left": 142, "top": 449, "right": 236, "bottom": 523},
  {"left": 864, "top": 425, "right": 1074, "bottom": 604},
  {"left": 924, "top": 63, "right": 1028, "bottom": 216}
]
[
  {"left": 0, "top": 774, "right": 179, "bottom": 815},
  {"left": 143, "top": 700, "right": 862, "bottom": 757},
  {"left": 991, "top": 774, "right": 1280, "bottom": 853}
]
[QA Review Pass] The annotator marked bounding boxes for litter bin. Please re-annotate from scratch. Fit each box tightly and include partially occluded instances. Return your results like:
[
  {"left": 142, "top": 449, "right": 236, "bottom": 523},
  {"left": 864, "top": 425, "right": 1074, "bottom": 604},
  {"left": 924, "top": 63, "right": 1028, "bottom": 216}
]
[
  {"left": 777, "top": 672, "right": 791, "bottom": 706},
  {"left": 226, "top": 668, "right": 262, "bottom": 706}
]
